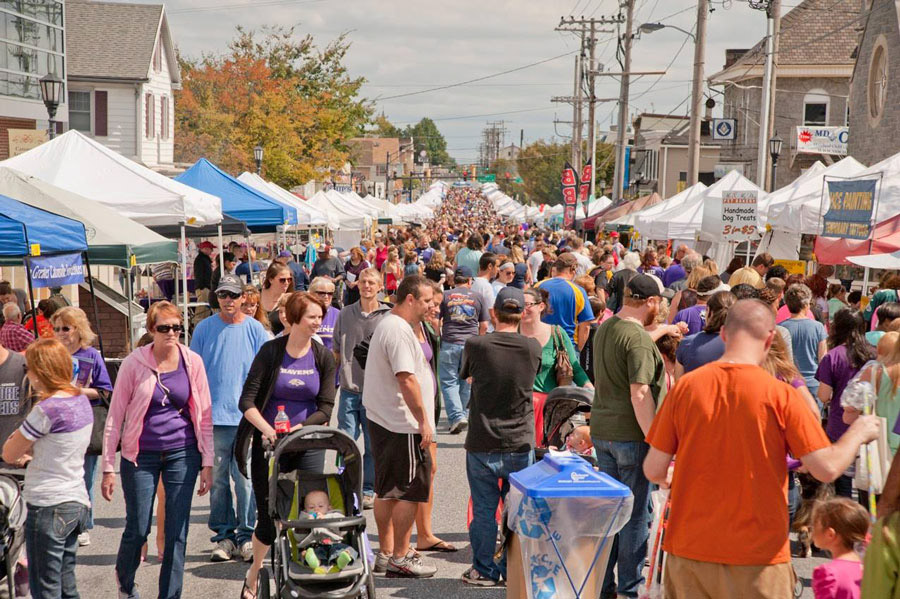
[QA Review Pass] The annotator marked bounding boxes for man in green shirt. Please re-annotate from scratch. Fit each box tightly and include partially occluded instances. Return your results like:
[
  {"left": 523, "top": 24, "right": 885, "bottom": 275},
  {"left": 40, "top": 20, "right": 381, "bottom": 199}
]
[{"left": 591, "top": 274, "right": 666, "bottom": 599}]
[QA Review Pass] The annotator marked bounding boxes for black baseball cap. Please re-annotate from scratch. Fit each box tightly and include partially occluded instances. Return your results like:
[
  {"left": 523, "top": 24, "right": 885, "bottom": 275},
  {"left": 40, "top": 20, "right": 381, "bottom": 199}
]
[
  {"left": 627, "top": 274, "right": 663, "bottom": 300},
  {"left": 494, "top": 286, "right": 525, "bottom": 314},
  {"left": 455, "top": 265, "right": 475, "bottom": 279}
]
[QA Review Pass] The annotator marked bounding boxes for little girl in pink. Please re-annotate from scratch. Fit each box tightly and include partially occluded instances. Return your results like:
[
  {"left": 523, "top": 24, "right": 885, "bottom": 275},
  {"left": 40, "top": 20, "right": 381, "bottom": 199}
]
[{"left": 812, "top": 497, "right": 870, "bottom": 599}]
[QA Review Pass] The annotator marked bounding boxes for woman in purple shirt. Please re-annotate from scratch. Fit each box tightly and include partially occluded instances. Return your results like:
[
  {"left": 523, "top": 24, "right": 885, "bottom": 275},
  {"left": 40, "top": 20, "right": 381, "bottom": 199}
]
[
  {"left": 816, "top": 308, "right": 874, "bottom": 498},
  {"left": 235, "top": 292, "right": 336, "bottom": 599},
  {"left": 50, "top": 306, "right": 113, "bottom": 547},
  {"left": 100, "top": 301, "right": 214, "bottom": 599},
  {"left": 309, "top": 277, "right": 341, "bottom": 351},
  {"left": 636, "top": 247, "right": 665, "bottom": 280}
]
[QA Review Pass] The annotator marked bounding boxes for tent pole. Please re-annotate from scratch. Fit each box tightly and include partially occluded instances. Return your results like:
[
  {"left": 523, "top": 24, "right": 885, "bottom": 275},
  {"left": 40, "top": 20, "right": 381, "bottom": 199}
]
[
  {"left": 126, "top": 264, "right": 135, "bottom": 351},
  {"left": 82, "top": 251, "right": 105, "bottom": 357},
  {"left": 24, "top": 259, "right": 38, "bottom": 339},
  {"left": 181, "top": 223, "right": 190, "bottom": 345},
  {"left": 218, "top": 224, "right": 225, "bottom": 273}
]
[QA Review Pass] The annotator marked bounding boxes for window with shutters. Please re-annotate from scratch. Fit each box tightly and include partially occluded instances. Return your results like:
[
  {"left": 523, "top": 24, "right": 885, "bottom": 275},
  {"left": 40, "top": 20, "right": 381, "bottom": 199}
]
[
  {"left": 160, "top": 96, "right": 169, "bottom": 140},
  {"left": 68, "top": 91, "right": 91, "bottom": 133},
  {"left": 94, "top": 90, "right": 108, "bottom": 136},
  {"left": 145, "top": 93, "right": 155, "bottom": 138}
]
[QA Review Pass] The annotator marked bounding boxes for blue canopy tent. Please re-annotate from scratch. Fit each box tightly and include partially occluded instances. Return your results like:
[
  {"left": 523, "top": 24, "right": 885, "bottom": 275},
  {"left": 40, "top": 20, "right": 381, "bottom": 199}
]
[
  {"left": 0, "top": 193, "right": 108, "bottom": 354},
  {"left": 175, "top": 159, "right": 298, "bottom": 231}
]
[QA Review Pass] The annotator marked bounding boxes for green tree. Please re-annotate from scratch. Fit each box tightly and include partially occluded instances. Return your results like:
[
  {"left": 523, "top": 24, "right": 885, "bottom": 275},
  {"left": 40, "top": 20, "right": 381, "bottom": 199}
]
[
  {"left": 403, "top": 118, "right": 454, "bottom": 167},
  {"left": 370, "top": 114, "right": 402, "bottom": 138},
  {"left": 176, "top": 26, "right": 372, "bottom": 188},
  {"left": 516, "top": 140, "right": 568, "bottom": 205}
]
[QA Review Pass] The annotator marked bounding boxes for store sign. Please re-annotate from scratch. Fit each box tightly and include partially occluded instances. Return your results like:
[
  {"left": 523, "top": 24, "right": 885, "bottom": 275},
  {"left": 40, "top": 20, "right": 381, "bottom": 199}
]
[
  {"left": 561, "top": 161, "right": 577, "bottom": 228},
  {"left": 702, "top": 190, "right": 759, "bottom": 241},
  {"left": 712, "top": 119, "right": 736, "bottom": 140},
  {"left": 774, "top": 259, "right": 807, "bottom": 275},
  {"left": 24, "top": 252, "right": 84, "bottom": 288},
  {"left": 796, "top": 126, "right": 848, "bottom": 155},
  {"left": 8, "top": 129, "right": 47, "bottom": 157},
  {"left": 822, "top": 179, "right": 877, "bottom": 239},
  {"left": 714, "top": 164, "right": 744, "bottom": 179}
]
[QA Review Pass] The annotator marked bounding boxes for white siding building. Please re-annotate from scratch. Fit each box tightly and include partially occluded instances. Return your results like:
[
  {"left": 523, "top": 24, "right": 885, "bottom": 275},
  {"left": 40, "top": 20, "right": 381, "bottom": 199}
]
[{"left": 65, "top": 0, "right": 180, "bottom": 168}]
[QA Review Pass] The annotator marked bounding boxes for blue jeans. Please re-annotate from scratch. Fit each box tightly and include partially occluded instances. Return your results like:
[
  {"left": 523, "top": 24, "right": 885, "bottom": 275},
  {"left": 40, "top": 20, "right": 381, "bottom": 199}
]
[
  {"left": 439, "top": 342, "right": 471, "bottom": 426},
  {"left": 83, "top": 454, "right": 98, "bottom": 530},
  {"left": 209, "top": 425, "right": 256, "bottom": 545},
  {"left": 25, "top": 501, "right": 89, "bottom": 599},
  {"left": 592, "top": 439, "right": 651, "bottom": 598},
  {"left": 116, "top": 446, "right": 202, "bottom": 599},
  {"left": 466, "top": 450, "right": 534, "bottom": 582},
  {"left": 336, "top": 389, "right": 375, "bottom": 497}
]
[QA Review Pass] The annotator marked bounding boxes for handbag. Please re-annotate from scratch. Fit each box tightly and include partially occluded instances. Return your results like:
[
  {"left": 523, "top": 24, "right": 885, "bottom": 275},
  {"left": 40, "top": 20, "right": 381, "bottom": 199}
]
[
  {"left": 86, "top": 392, "right": 111, "bottom": 456},
  {"left": 844, "top": 362, "right": 893, "bottom": 494},
  {"left": 551, "top": 326, "right": 574, "bottom": 387}
]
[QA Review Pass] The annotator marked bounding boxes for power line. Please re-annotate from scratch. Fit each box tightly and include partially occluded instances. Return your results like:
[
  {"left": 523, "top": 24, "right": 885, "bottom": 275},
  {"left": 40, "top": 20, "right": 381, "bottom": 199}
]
[
  {"left": 169, "top": 0, "right": 326, "bottom": 15},
  {"left": 391, "top": 106, "right": 553, "bottom": 125},
  {"left": 374, "top": 51, "right": 578, "bottom": 101}
]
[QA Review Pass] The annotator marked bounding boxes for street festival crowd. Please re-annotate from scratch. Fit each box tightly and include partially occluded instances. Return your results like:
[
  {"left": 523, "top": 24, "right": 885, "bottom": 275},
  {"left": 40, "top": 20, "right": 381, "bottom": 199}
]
[{"left": 1, "top": 184, "right": 900, "bottom": 599}]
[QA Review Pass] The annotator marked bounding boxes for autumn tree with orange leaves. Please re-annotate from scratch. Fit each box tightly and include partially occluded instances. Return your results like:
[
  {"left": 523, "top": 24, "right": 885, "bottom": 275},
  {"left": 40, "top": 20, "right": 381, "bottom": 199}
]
[{"left": 175, "top": 26, "right": 372, "bottom": 188}]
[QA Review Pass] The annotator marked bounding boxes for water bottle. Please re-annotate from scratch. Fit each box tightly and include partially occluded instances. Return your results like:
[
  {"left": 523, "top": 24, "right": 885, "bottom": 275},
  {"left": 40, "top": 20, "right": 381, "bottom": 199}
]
[{"left": 274, "top": 406, "right": 290, "bottom": 439}]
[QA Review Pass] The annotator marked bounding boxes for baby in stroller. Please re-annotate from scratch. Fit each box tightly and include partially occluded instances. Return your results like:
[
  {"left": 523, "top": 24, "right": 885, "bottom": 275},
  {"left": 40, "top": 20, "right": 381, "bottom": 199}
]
[{"left": 299, "top": 490, "right": 359, "bottom": 574}]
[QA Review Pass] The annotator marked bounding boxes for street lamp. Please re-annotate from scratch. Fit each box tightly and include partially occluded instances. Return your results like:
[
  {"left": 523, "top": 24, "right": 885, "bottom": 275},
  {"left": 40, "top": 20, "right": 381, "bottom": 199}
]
[
  {"left": 637, "top": 22, "right": 696, "bottom": 40},
  {"left": 253, "top": 144, "right": 263, "bottom": 175},
  {"left": 768, "top": 134, "right": 783, "bottom": 192},
  {"left": 39, "top": 72, "right": 63, "bottom": 139}
]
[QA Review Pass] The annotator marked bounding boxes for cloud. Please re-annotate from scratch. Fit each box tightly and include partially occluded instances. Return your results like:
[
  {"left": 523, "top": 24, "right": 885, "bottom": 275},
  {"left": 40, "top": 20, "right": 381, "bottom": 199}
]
[{"left": 116, "top": 0, "right": 766, "bottom": 164}]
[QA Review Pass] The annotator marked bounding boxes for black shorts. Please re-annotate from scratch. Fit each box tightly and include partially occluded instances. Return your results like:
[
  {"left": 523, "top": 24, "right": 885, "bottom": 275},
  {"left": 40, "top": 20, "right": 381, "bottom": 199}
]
[{"left": 368, "top": 420, "right": 432, "bottom": 503}]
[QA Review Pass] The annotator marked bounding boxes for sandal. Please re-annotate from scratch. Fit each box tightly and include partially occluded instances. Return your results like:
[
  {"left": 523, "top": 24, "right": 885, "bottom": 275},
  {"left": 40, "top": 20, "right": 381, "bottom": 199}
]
[
  {"left": 416, "top": 540, "right": 458, "bottom": 552},
  {"left": 240, "top": 577, "right": 257, "bottom": 599}
]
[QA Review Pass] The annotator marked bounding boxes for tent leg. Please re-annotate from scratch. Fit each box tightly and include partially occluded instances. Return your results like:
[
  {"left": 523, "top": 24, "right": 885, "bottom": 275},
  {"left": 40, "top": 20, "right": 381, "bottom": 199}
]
[
  {"left": 24, "top": 260, "right": 38, "bottom": 340},
  {"left": 862, "top": 267, "right": 870, "bottom": 296},
  {"left": 126, "top": 264, "right": 135, "bottom": 351},
  {"left": 181, "top": 223, "right": 190, "bottom": 345},
  {"left": 218, "top": 224, "right": 225, "bottom": 273},
  {"left": 82, "top": 252, "right": 105, "bottom": 357}
]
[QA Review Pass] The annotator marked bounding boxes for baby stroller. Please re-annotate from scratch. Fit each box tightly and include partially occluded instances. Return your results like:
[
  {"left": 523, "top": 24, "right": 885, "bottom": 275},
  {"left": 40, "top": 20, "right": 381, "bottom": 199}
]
[
  {"left": 538, "top": 385, "right": 595, "bottom": 464},
  {"left": 0, "top": 473, "right": 25, "bottom": 599},
  {"left": 257, "top": 426, "right": 376, "bottom": 599}
]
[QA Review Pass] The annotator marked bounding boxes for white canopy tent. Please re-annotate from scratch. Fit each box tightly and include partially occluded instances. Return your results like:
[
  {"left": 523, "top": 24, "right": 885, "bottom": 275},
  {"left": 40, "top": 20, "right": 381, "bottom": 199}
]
[
  {"left": 1, "top": 130, "right": 221, "bottom": 226},
  {"left": 307, "top": 190, "right": 372, "bottom": 230},
  {"left": 326, "top": 189, "right": 380, "bottom": 220},
  {"left": 236, "top": 172, "right": 336, "bottom": 229},
  {"left": 848, "top": 251, "right": 900, "bottom": 269},
  {"left": 629, "top": 183, "right": 708, "bottom": 235}
]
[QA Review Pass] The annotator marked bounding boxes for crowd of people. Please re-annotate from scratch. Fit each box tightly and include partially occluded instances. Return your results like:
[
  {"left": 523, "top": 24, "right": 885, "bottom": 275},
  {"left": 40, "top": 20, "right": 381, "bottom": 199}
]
[{"left": 0, "top": 185, "right": 898, "bottom": 599}]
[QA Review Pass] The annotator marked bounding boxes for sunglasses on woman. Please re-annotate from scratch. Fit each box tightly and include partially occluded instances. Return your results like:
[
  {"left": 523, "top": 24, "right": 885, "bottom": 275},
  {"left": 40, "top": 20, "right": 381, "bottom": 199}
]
[
  {"left": 53, "top": 326, "right": 72, "bottom": 333},
  {"left": 155, "top": 324, "right": 185, "bottom": 334},
  {"left": 277, "top": 277, "right": 292, "bottom": 283},
  {"left": 314, "top": 290, "right": 334, "bottom": 297}
]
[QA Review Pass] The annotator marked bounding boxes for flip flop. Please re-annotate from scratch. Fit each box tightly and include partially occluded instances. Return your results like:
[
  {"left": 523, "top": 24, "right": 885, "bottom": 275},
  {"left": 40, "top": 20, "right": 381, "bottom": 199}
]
[
  {"left": 240, "top": 578, "right": 257, "bottom": 599},
  {"left": 416, "top": 540, "right": 458, "bottom": 553}
]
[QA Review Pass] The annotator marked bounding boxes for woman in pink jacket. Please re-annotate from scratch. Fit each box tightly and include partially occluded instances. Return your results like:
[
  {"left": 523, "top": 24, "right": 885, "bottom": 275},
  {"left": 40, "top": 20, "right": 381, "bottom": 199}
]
[{"left": 100, "top": 301, "right": 214, "bottom": 599}]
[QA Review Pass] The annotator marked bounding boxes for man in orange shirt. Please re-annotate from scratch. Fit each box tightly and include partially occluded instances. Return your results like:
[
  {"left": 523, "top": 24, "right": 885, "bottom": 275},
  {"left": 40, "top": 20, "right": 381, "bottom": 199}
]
[{"left": 644, "top": 299, "right": 881, "bottom": 598}]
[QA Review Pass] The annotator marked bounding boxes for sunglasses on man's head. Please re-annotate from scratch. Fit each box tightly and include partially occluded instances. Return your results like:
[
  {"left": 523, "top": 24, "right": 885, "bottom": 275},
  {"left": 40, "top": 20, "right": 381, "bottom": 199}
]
[
  {"left": 216, "top": 291, "right": 241, "bottom": 300},
  {"left": 53, "top": 326, "right": 72, "bottom": 333},
  {"left": 155, "top": 324, "right": 184, "bottom": 334}
]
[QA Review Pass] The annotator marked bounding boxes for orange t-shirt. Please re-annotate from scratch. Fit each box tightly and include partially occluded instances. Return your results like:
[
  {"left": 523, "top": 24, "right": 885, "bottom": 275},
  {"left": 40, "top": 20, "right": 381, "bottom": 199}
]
[{"left": 646, "top": 362, "right": 830, "bottom": 566}]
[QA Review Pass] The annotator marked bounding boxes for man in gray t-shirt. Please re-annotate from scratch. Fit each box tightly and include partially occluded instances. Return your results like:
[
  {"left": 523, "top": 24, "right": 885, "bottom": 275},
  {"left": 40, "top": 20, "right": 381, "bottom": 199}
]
[
  {"left": 0, "top": 345, "right": 30, "bottom": 465},
  {"left": 439, "top": 267, "right": 490, "bottom": 434}
]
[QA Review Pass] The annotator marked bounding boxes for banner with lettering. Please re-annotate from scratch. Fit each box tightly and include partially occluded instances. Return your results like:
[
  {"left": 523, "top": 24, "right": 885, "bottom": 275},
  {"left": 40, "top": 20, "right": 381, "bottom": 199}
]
[
  {"left": 823, "top": 179, "right": 877, "bottom": 239},
  {"left": 25, "top": 252, "right": 84, "bottom": 288},
  {"left": 562, "top": 161, "right": 577, "bottom": 228},
  {"left": 579, "top": 158, "right": 593, "bottom": 216}
]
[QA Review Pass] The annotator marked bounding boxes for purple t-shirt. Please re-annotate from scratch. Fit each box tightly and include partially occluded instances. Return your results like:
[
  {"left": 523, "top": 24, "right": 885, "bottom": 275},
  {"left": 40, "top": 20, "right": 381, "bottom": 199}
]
[
  {"left": 638, "top": 265, "right": 665, "bottom": 280},
  {"left": 815, "top": 345, "right": 860, "bottom": 441},
  {"left": 662, "top": 263, "right": 686, "bottom": 287},
  {"left": 140, "top": 355, "right": 196, "bottom": 452},
  {"left": 420, "top": 332, "right": 436, "bottom": 392},
  {"left": 72, "top": 346, "right": 113, "bottom": 397},
  {"left": 673, "top": 304, "right": 707, "bottom": 336},
  {"left": 262, "top": 349, "right": 320, "bottom": 427},
  {"left": 317, "top": 306, "right": 340, "bottom": 351}
]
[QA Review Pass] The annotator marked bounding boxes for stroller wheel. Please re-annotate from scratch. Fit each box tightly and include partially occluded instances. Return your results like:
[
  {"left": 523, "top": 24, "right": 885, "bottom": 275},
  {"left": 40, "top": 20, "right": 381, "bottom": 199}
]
[
  {"left": 257, "top": 567, "right": 271, "bottom": 599},
  {"left": 360, "top": 571, "right": 376, "bottom": 599}
]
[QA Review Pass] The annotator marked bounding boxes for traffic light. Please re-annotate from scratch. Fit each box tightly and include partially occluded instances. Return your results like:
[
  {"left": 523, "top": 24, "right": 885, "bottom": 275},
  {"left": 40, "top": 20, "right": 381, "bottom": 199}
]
[
  {"left": 462, "top": 171, "right": 468, "bottom": 179},
  {"left": 505, "top": 172, "right": 511, "bottom": 181},
  {"left": 470, "top": 165, "right": 477, "bottom": 180}
]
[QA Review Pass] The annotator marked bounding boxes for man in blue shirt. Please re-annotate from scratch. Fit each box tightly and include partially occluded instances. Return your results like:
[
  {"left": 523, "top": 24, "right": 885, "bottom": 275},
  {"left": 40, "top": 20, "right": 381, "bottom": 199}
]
[
  {"left": 190, "top": 274, "right": 269, "bottom": 563},
  {"left": 535, "top": 253, "right": 594, "bottom": 349}
]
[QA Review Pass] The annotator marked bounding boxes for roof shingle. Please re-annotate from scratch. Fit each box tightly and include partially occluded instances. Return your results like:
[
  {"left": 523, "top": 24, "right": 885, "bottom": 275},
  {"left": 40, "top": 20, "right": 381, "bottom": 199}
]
[{"left": 65, "top": 0, "right": 163, "bottom": 80}]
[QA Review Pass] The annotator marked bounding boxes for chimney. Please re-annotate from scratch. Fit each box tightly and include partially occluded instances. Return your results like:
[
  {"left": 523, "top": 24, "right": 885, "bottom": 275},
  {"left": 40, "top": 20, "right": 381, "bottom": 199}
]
[{"left": 725, "top": 48, "right": 750, "bottom": 69}]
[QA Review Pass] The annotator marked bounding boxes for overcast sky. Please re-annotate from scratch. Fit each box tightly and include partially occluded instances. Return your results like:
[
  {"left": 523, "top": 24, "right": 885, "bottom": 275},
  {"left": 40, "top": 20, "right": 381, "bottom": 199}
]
[{"left": 137, "top": 0, "right": 772, "bottom": 164}]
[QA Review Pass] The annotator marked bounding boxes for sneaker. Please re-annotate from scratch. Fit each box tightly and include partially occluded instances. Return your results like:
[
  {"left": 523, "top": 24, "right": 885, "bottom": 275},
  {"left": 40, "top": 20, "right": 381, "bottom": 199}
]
[
  {"left": 461, "top": 566, "right": 500, "bottom": 586},
  {"left": 386, "top": 550, "right": 437, "bottom": 578},
  {"left": 373, "top": 552, "right": 390, "bottom": 574},
  {"left": 118, "top": 585, "right": 140, "bottom": 599},
  {"left": 239, "top": 541, "right": 253, "bottom": 562},
  {"left": 77, "top": 532, "right": 90, "bottom": 547},
  {"left": 362, "top": 495, "right": 375, "bottom": 510},
  {"left": 210, "top": 539, "right": 236, "bottom": 562},
  {"left": 449, "top": 419, "right": 468, "bottom": 434}
]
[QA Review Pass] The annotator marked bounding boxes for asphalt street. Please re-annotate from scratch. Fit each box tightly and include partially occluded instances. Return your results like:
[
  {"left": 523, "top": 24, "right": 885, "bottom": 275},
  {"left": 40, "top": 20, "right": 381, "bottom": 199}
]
[{"left": 75, "top": 417, "right": 826, "bottom": 599}]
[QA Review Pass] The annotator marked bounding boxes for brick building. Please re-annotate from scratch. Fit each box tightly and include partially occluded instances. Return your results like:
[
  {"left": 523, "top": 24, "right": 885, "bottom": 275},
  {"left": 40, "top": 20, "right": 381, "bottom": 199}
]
[
  {"left": 709, "top": 0, "right": 859, "bottom": 190},
  {"left": 848, "top": 0, "right": 900, "bottom": 165}
]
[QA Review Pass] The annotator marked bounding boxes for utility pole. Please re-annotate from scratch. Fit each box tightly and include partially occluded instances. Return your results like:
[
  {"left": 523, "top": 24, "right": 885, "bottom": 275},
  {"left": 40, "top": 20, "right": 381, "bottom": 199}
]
[
  {"left": 767, "top": 0, "right": 782, "bottom": 189},
  {"left": 686, "top": 0, "right": 708, "bottom": 186},
  {"left": 751, "top": 0, "right": 780, "bottom": 190},
  {"left": 587, "top": 19, "right": 597, "bottom": 205},
  {"left": 612, "top": 0, "right": 635, "bottom": 204}
]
